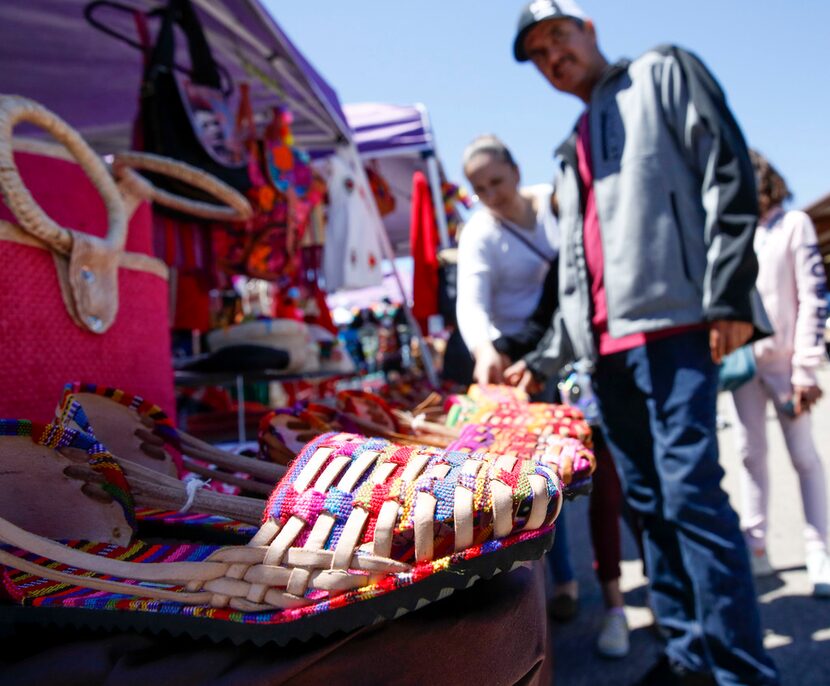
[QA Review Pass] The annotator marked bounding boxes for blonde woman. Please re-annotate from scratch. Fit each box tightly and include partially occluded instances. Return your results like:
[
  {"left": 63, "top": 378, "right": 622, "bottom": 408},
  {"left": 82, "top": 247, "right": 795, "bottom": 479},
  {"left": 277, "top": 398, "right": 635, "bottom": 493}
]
[{"left": 456, "top": 135, "right": 558, "bottom": 385}]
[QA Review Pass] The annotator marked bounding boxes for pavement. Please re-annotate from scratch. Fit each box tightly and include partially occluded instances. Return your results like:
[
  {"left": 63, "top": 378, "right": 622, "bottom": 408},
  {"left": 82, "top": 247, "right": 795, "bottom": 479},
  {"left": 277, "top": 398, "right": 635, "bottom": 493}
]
[{"left": 548, "top": 364, "right": 830, "bottom": 685}]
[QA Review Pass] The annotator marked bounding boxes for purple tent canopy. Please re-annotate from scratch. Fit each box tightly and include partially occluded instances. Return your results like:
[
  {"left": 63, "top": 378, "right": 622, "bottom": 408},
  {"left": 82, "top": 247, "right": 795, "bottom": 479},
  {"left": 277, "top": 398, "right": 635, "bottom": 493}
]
[
  {"left": 344, "top": 103, "right": 434, "bottom": 158},
  {"left": 0, "top": 0, "right": 351, "bottom": 154},
  {"left": 344, "top": 102, "right": 452, "bottom": 256}
]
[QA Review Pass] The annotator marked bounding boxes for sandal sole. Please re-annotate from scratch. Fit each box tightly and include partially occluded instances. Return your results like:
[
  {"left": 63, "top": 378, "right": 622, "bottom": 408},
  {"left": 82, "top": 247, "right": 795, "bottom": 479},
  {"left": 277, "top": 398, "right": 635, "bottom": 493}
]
[{"left": 0, "top": 528, "right": 554, "bottom": 646}]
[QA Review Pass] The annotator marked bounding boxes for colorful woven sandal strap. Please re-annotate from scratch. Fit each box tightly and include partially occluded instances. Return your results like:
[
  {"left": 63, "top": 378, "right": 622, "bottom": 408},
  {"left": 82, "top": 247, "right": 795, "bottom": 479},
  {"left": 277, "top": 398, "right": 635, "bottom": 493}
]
[
  {"left": 0, "top": 419, "right": 36, "bottom": 438},
  {"left": 61, "top": 381, "right": 176, "bottom": 438},
  {"left": 15, "top": 411, "right": 265, "bottom": 526},
  {"left": 25, "top": 419, "right": 136, "bottom": 525},
  {"left": 60, "top": 382, "right": 285, "bottom": 490}
]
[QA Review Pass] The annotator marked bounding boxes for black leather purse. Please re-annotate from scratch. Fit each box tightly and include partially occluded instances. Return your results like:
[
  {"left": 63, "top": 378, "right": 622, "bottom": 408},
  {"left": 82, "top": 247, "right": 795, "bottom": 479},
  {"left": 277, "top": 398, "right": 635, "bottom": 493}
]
[{"left": 138, "top": 0, "right": 250, "bottom": 196}]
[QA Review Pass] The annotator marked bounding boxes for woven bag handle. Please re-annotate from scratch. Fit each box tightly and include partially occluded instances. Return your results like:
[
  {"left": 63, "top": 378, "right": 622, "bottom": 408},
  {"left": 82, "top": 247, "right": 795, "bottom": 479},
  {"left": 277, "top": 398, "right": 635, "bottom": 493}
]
[
  {"left": 112, "top": 151, "right": 253, "bottom": 222},
  {"left": 0, "top": 95, "right": 127, "bottom": 256}
]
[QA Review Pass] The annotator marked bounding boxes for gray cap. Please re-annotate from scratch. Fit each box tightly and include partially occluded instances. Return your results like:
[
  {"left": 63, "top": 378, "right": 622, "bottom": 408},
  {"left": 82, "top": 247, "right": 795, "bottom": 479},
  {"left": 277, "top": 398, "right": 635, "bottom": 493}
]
[{"left": 513, "top": 0, "right": 588, "bottom": 62}]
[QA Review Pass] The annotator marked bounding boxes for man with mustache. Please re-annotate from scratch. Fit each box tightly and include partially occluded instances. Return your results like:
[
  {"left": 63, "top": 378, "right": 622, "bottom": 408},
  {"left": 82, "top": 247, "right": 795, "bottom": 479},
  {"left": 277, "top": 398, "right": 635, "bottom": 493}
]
[{"left": 510, "top": 2, "right": 779, "bottom": 684}]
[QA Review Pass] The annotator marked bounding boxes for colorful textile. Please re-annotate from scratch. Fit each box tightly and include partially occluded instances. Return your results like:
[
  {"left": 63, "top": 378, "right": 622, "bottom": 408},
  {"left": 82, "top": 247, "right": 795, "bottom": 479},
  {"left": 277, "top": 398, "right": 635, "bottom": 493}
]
[{"left": 135, "top": 509, "right": 258, "bottom": 538}]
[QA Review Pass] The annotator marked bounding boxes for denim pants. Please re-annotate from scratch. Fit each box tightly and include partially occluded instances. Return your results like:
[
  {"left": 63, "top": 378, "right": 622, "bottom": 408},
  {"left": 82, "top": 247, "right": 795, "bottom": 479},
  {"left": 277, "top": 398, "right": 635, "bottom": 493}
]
[
  {"left": 592, "top": 330, "right": 779, "bottom": 686},
  {"left": 546, "top": 503, "right": 574, "bottom": 585}
]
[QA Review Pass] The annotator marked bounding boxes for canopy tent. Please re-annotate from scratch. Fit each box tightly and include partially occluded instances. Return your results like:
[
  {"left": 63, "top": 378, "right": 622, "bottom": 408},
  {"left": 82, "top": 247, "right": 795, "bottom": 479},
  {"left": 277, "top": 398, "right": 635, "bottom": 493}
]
[
  {"left": 345, "top": 102, "right": 433, "bottom": 158},
  {"left": 0, "top": 0, "right": 351, "bottom": 153},
  {"left": 344, "top": 102, "right": 451, "bottom": 256},
  {"left": 0, "top": 0, "right": 439, "bottom": 384}
]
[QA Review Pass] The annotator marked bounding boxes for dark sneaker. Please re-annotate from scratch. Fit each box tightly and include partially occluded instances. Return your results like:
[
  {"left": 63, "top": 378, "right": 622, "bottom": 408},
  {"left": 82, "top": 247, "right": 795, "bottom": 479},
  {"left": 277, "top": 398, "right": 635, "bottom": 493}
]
[{"left": 634, "top": 655, "right": 716, "bottom": 686}]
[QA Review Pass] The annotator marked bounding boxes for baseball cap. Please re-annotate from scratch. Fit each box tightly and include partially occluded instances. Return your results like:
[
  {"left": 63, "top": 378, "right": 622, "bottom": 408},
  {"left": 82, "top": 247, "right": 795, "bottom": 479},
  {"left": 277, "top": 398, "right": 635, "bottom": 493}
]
[{"left": 513, "top": 0, "right": 589, "bottom": 62}]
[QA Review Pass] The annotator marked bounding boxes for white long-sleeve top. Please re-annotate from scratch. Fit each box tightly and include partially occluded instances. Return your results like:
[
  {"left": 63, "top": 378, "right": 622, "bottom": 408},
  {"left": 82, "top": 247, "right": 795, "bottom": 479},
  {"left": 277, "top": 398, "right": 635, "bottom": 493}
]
[
  {"left": 751, "top": 207, "right": 828, "bottom": 386},
  {"left": 456, "top": 184, "right": 559, "bottom": 354}
]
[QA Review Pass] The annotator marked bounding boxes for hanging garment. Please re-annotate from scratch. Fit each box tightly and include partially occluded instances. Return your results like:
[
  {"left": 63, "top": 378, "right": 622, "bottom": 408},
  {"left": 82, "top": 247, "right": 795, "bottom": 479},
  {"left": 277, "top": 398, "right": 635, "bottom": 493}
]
[
  {"left": 410, "top": 171, "right": 440, "bottom": 332},
  {"left": 321, "top": 150, "right": 384, "bottom": 291}
]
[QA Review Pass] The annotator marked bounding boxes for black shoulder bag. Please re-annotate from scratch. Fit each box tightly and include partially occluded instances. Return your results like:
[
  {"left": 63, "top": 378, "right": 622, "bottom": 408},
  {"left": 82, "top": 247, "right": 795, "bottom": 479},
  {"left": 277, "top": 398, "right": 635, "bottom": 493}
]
[
  {"left": 139, "top": 0, "right": 250, "bottom": 195},
  {"left": 496, "top": 219, "right": 555, "bottom": 266}
]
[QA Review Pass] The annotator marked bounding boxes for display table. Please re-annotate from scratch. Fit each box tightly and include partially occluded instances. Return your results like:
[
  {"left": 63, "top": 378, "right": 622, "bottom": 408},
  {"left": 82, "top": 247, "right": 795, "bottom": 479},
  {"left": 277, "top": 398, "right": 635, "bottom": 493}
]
[{"left": 1, "top": 562, "right": 550, "bottom": 686}]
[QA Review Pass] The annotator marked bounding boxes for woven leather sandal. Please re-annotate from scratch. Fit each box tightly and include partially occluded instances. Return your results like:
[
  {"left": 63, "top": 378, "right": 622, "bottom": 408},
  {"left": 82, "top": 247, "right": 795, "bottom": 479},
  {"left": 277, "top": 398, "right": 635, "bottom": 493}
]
[
  {"left": 258, "top": 397, "right": 450, "bottom": 466},
  {"left": 59, "top": 383, "right": 286, "bottom": 496},
  {"left": 258, "top": 408, "right": 334, "bottom": 466},
  {"left": 0, "top": 418, "right": 265, "bottom": 536},
  {"left": 438, "top": 385, "right": 596, "bottom": 496},
  {"left": 0, "top": 431, "right": 563, "bottom": 645},
  {"left": 258, "top": 386, "right": 595, "bottom": 495},
  {"left": 334, "top": 389, "right": 453, "bottom": 448}
]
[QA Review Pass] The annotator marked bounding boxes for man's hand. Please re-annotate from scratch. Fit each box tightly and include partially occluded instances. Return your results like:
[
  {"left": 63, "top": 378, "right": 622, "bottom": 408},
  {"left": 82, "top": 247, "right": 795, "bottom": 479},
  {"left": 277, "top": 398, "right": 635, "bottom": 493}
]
[
  {"left": 709, "top": 320, "right": 753, "bottom": 364},
  {"left": 504, "top": 359, "right": 542, "bottom": 394},
  {"left": 503, "top": 359, "right": 527, "bottom": 386},
  {"left": 793, "top": 384, "right": 823, "bottom": 415},
  {"left": 473, "top": 343, "right": 510, "bottom": 385}
]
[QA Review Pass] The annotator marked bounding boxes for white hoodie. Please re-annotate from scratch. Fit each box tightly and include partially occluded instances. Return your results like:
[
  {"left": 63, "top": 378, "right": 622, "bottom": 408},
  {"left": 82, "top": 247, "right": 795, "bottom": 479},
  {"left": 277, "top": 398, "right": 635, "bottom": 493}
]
[{"left": 751, "top": 207, "right": 828, "bottom": 387}]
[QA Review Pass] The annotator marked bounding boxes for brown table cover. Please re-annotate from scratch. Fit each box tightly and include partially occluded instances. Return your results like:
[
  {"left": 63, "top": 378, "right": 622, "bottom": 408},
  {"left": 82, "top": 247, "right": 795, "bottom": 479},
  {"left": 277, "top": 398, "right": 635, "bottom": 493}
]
[{"left": 1, "top": 562, "right": 550, "bottom": 686}]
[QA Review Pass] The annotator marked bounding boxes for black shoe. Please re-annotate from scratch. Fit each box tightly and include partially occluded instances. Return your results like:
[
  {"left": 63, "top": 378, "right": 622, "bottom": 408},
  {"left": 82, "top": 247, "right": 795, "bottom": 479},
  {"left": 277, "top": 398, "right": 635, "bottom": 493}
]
[
  {"left": 546, "top": 593, "right": 579, "bottom": 622},
  {"left": 634, "top": 655, "right": 716, "bottom": 686}
]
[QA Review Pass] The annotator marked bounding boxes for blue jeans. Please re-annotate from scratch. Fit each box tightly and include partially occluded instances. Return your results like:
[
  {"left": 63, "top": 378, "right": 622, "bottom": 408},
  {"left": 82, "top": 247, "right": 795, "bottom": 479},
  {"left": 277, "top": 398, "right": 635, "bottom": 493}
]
[
  {"left": 592, "top": 330, "right": 778, "bottom": 686},
  {"left": 546, "top": 503, "right": 574, "bottom": 585}
]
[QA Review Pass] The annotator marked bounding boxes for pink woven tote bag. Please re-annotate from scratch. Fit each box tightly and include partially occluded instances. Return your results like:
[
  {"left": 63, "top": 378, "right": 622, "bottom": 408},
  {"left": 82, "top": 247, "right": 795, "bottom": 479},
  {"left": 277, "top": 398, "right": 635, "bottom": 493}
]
[{"left": 0, "top": 96, "right": 175, "bottom": 420}]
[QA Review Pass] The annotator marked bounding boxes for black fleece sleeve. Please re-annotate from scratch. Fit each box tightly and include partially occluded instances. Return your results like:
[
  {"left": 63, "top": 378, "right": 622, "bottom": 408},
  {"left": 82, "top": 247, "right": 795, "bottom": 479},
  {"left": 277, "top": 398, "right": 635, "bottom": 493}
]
[
  {"left": 493, "top": 258, "right": 559, "bottom": 362},
  {"left": 656, "top": 45, "right": 768, "bottom": 332}
]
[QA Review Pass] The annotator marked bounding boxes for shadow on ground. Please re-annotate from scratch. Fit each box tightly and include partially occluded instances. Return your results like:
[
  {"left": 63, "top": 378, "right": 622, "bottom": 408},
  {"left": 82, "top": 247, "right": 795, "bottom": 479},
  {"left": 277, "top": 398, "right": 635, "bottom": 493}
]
[{"left": 547, "top": 495, "right": 830, "bottom": 685}]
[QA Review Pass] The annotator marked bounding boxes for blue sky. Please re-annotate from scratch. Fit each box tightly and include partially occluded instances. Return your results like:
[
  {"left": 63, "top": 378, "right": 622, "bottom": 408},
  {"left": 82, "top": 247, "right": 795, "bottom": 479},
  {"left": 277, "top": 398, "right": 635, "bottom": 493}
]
[{"left": 267, "top": 1, "right": 830, "bottom": 208}]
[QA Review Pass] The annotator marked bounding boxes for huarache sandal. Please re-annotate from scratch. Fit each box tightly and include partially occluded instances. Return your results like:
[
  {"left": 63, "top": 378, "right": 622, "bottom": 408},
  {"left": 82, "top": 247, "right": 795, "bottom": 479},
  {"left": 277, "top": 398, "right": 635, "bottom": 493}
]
[
  {"left": 260, "top": 387, "right": 595, "bottom": 495},
  {"left": 0, "top": 431, "right": 563, "bottom": 645},
  {"left": 257, "top": 408, "right": 333, "bottom": 465},
  {"left": 59, "top": 383, "right": 286, "bottom": 496},
  {"left": 439, "top": 384, "right": 596, "bottom": 496},
  {"left": 0, "top": 419, "right": 265, "bottom": 536}
]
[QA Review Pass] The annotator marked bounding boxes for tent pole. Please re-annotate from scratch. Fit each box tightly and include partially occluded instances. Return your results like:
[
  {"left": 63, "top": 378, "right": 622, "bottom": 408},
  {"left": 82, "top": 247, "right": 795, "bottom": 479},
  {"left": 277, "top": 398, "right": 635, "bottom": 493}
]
[
  {"left": 342, "top": 144, "right": 440, "bottom": 388},
  {"left": 424, "top": 154, "right": 451, "bottom": 251}
]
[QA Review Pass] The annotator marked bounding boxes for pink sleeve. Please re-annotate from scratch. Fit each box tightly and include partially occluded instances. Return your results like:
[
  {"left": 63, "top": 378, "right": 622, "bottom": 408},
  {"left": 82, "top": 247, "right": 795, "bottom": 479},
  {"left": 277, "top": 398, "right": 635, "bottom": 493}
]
[{"left": 788, "top": 211, "right": 828, "bottom": 387}]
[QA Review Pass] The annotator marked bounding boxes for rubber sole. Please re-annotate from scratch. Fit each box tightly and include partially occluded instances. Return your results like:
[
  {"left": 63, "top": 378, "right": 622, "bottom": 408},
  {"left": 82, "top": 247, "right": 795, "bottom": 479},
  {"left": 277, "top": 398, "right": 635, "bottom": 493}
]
[
  {"left": 565, "top": 478, "right": 593, "bottom": 499},
  {"left": 1, "top": 528, "right": 555, "bottom": 647}
]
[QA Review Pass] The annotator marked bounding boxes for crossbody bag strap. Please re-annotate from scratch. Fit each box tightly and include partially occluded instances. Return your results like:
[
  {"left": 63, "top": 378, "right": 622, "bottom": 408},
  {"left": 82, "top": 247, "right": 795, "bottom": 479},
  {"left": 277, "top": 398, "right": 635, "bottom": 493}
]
[{"left": 496, "top": 218, "right": 555, "bottom": 265}]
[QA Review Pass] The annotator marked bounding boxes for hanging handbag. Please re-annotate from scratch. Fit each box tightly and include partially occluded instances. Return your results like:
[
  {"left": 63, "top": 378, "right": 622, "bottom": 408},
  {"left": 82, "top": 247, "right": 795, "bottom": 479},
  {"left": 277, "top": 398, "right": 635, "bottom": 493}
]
[
  {"left": 0, "top": 96, "right": 174, "bottom": 420},
  {"left": 138, "top": 0, "right": 250, "bottom": 196},
  {"left": 718, "top": 345, "right": 756, "bottom": 392},
  {"left": 0, "top": 96, "right": 252, "bottom": 421}
]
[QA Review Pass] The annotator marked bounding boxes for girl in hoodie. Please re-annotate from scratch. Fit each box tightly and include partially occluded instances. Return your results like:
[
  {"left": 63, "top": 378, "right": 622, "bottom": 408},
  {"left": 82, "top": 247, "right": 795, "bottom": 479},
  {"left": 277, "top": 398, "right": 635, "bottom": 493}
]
[{"left": 727, "top": 150, "right": 829, "bottom": 596}]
